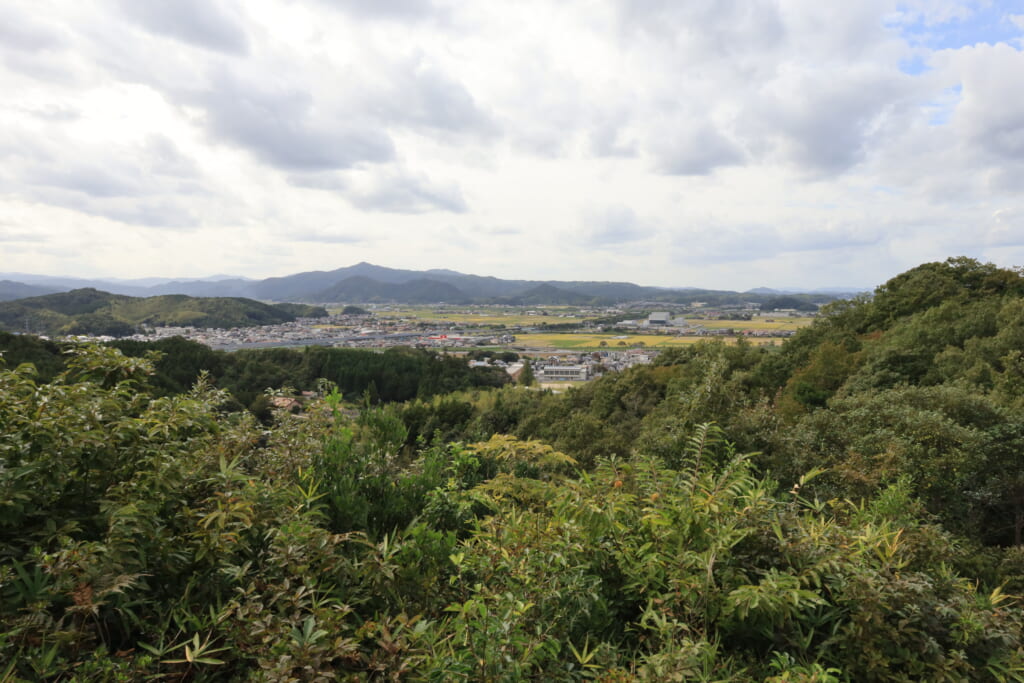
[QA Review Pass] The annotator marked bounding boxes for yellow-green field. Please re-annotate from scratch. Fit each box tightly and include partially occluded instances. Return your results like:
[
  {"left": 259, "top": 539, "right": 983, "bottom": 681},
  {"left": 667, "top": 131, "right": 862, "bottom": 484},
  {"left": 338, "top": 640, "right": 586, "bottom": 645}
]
[
  {"left": 514, "top": 333, "right": 782, "bottom": 350},
  {"left": 694, "top": 316, "right": 814, "bottom": 331},
  {"left": 328, "top": 306, "right": 814, "bottom": 331},
  {"left": 369, "top": 307, "right": 592, "bottom": 326}
]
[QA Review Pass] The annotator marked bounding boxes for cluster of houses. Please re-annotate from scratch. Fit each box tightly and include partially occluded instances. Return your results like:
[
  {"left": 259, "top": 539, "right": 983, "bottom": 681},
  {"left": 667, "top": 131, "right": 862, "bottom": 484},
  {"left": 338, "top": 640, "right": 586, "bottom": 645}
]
[{"left": 111, "top": 313, "right": 518, "bottom": 351}]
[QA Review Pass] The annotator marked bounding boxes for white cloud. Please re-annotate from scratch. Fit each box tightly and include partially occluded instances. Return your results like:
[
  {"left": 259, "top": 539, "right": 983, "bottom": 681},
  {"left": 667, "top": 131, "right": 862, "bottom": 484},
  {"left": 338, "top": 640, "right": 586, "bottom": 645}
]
[
  {"left": 114, "top": 0, "right": 250, "bottom": 55},
  {"left": 0, "top": 0, "right": 1022, "bottom": 288},
  {"left": 343, "top": 168, "right": 468, "bottom": 214},
  {"left": 584, "top": 205, "right": 652, "bottom": 245},
  {"left": 948, "top": 43, "right": 1024, "bottom": 162}
]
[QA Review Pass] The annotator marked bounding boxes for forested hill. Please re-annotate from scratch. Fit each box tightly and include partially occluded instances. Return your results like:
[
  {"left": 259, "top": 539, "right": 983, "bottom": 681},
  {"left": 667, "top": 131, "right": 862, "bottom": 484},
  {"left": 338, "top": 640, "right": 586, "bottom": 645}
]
[
  {"left": 0, "top": 287, "right": 328, "bottom": 337},
  {"left": 5, "top": 257, "right": 1024, "bottom": 679},
  {"left": 1, "top": 262, "right": 856, "bottom": 306}
]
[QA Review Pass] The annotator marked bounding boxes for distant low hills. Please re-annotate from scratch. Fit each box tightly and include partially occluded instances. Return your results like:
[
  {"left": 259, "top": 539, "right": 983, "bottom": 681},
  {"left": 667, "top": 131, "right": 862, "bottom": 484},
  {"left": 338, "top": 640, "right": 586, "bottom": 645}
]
[
  {"left": 312, "top": 276, "right": 470, "bottom": 304},
  {"left": 0, "top": 289, "right": 328, "bottom": 337},
  {"left": 497, "top": 284, "right": 594, "bottom": 306},
  {"left": 0, "top": 280, "right": 60, "bottom": 302},
  {"left": 0, "top": 263, "right": 863, "bottom": 307}
]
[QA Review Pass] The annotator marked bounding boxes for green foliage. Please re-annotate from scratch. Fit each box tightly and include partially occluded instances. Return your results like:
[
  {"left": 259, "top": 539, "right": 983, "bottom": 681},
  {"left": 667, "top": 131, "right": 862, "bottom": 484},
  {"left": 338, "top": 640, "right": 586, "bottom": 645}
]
[
  {"left": 869, "top": 257, "right": 1024, "bottom": 329},
  {"left": 760, "top": 295, "right": 822, "bottom": 312},
  {"left": 776, "top": 340, "right": 861, "bottom": 418},
  {"left": 0, "top": 330, "right": 64, "bottom": 381},
  {"left": 0, "top": 288, "right": 308, "bottom": 337},
  {"left": 110, "top": 336, "right": 226, "bottom": 396},
  {"left": 270, "top": 302, "right": 329, "bottom": 318},
  {"left": 776, "top": 383, "right": 1024, "bottom": 546},
  {"left": 0, "top": 344, "right": 478, "bottom": 678},
  {"left": 519, "top": 358, "right": 535, "bottom": 386},
  {"left": 104, "top": 337, "right": 510, "bottom": 412},
  {"left": 6, "top": 257, "right": 1024, "bottom": 679},
  {"left": 397, "top": 395, "right": 476, "bottom": 448},
  {"left": 427, "top": 424, "right": 1024, "bottom": 680}
]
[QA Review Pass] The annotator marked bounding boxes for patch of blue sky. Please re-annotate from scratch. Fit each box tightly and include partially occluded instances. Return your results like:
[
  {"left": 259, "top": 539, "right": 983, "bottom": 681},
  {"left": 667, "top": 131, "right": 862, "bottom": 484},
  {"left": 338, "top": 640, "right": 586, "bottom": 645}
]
[
  {"left": 895, "top": 3, "right": 1023, "bottom": 50},
  {"left": 898, "top": 53, "right": 930, "bottom": 74},
  {"left": 925, "top": 84, "right": 962, "bottom": 127}
]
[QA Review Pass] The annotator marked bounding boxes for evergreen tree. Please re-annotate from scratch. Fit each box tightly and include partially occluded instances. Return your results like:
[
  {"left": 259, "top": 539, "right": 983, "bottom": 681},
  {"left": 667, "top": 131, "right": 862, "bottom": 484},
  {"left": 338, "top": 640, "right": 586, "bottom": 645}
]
[{"left": 519, "top": 359, "right": 535, "bottom": 386}]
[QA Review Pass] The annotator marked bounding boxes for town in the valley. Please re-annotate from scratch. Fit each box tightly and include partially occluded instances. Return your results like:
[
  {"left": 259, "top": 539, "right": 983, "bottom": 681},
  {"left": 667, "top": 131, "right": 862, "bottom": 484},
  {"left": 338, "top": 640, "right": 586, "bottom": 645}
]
[{"left": 60, "top": 302, "right": 814, "bottom": 387}]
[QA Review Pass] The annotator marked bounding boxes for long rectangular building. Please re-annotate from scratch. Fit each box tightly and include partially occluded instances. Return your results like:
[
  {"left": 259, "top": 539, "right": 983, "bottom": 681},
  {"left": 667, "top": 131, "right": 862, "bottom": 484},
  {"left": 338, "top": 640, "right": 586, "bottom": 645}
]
[{"left": 539, "top": 365, "right": 589, "bottom": 381}]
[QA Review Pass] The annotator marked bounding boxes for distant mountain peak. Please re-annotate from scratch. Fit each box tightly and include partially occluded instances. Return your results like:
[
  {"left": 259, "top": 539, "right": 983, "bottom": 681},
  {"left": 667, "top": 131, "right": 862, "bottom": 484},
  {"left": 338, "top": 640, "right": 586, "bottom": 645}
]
[{"left": 312, "top": 275, "right": 469, "bottom": 304}]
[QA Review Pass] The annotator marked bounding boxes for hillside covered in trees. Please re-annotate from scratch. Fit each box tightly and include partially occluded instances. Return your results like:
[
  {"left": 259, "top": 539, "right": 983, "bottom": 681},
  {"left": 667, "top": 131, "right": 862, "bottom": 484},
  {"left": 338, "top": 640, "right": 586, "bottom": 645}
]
[
  {"left": 1, "top": 262, "right": 847, "bottom": 308},
  {"left": 3, "top": 257, "right": 1024, "bottom": 680},
  {"left": 0, "top": 288, "right": 328, "bottom": 337}
]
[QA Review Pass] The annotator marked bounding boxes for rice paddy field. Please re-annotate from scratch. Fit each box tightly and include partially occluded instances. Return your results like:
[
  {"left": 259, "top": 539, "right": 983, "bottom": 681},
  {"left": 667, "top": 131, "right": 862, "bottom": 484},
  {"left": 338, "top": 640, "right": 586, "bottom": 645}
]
[
  {"left": 695, "top": 316, "right": 814, "bottom": 331},
  {"left": 368, "top": 307, "right": 594, "bottom": 326},
  {"left": 316, "top": 305, "right": 815, "bottom": 349},
  {"left": 514, "top": 333, "right": 784, "bottom": 350},
  {"left": 345, "top": 306, "right": 813, "bottom": 329}
]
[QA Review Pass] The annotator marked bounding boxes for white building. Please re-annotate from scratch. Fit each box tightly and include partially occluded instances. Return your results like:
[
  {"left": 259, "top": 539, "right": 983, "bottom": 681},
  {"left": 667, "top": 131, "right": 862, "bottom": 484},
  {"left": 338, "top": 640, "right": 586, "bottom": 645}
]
[
  {"left": 539, "top": 364, "right": 589, "bottom": 381},
  {"left": 647, "top": 312, "right": 671, "bottom": 326}
]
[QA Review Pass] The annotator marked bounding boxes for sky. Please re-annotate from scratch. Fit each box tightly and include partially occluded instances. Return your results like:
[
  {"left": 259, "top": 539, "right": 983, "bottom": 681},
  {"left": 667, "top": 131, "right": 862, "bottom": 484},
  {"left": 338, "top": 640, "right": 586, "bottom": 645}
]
[{"left": 1, "top": 0, "right": 1023, "bottom": 291}]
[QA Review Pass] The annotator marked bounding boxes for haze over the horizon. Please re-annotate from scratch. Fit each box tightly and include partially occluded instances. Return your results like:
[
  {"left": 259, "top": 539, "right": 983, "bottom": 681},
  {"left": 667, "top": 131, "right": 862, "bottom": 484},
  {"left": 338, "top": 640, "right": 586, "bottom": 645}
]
[{"left": 2, "top": 1, "right": 1022, "bottom": 291}]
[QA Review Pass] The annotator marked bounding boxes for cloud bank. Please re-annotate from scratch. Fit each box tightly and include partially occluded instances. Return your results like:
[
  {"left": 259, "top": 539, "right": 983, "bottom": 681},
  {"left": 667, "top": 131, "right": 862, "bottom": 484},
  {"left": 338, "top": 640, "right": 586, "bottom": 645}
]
[{"left": 0, "top": 0, "right": 1021, "bottom": 289}]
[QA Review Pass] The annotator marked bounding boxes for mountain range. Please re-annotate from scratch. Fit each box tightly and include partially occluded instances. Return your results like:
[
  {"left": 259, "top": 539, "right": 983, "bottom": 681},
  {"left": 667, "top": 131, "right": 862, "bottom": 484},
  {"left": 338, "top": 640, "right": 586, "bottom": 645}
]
[{"left": 0, "top": 263, "right": 863, "bottom": 306}]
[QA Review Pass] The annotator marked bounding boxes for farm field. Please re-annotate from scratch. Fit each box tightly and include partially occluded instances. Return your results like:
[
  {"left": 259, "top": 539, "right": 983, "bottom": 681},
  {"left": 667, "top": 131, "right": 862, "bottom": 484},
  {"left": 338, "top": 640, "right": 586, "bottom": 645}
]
[
  {"left": 694, "top": 316, "right": 814, "bottom": 331},
  {"left": 367, "top": 306, "right": 594, "bottom": 326},
  {"left": 514, "top": 333, "right": 781, "bottom": 350}
]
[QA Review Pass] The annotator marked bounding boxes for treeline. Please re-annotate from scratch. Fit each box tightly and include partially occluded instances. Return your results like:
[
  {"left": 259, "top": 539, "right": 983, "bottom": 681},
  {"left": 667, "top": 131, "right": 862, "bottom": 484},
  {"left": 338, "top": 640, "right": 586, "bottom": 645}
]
[
  {"left": 4, "top": 257, "right": 1024, "bottom": 679},
  {"left": 0, "top": 333, "right": 509, "bottom": 415}
]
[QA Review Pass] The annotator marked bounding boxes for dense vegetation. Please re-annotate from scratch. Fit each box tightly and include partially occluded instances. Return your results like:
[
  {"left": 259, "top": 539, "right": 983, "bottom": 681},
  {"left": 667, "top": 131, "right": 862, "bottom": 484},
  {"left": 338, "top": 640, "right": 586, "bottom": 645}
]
[
  {"left": 0, "top": 334, "right": 511, "bottom": 418},
  {"left": 3, "top": 257, "right": 1024, "bottom": 680},
  {"left": 0, "top": 288, "right": 327, "bottom": 337},
  {"left": 266, "top": 303, "right": 330, "bottom": 319}
]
